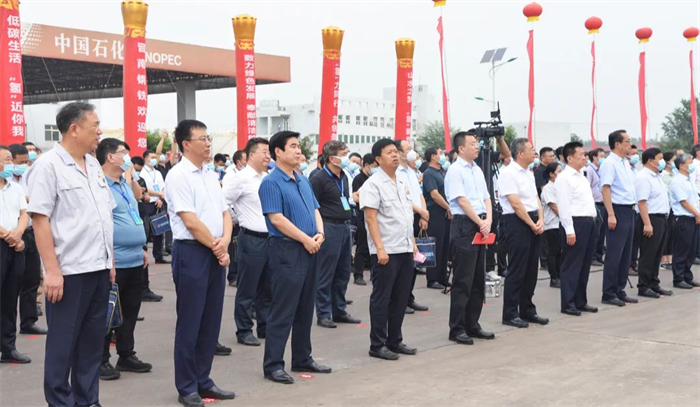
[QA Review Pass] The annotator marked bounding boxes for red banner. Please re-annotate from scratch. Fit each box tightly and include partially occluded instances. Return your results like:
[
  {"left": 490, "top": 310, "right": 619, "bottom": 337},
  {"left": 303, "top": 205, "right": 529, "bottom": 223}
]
[
  {"left": 526, "top": 29, "right": 535, "bottom": 144},
  {"left": 318, "top": 51, "right": 341, "bottom": 155},
  {"left": 590, "top": 40, "right": 597, "bottom": 149},
  {"left": 691, "top": 49, "right": 698, "bottom": 145},
  {"left": 638, "top": 51, "right": 648, "bottom": 150},
  {"left": 0, "top": 0, "right": 25, "bottom": 145},
  {"left": 395, "top": 60, "right": 413, "bottom": 141},
  {"left": 236, "top": 43, "right": 257, "bottom": 150},
  {"left": 123, "top": 30, "right": 148, "bottom": 156},
  {"left": 437, "top": 17, "right": 451, "bottom": 151}
]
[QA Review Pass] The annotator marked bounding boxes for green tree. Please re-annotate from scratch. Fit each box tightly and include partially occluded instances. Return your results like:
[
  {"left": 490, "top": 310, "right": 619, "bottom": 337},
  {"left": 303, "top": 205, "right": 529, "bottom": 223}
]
[
  {"left": 415, "top": 121, "right": 460, "bottom": 153},
  {"left": 570, "top": 133, "right": 583, "bottom": 143},
  {"left": 659, "top": 98, "right": 700, "bottom": 153},
  {"left": 503, "top": 125, "right": 518, "bottom": 147},
  {"left": 146, "top": 129, "right": 173, "bottom": 153},
  {"left": 300, "top": 134, "right": 316, "bottom": 161}
]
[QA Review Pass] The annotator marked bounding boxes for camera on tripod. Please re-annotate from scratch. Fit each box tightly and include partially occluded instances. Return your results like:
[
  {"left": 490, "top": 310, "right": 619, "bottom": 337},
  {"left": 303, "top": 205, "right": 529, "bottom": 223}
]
[{"left": 473, "top": 103, "right": 505, "bottom": 140}]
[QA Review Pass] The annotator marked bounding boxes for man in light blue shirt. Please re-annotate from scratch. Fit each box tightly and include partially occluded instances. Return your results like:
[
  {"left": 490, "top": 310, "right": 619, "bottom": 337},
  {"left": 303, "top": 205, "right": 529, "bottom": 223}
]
[
  {"left": 669, "top": 154, "right": 700, "bottom": 289},
  {"left": 599, "top": 130, "right": 638, "bottom": 306},
  {"left": 586, "top": 148, "right": 606, "bottom": 265}
]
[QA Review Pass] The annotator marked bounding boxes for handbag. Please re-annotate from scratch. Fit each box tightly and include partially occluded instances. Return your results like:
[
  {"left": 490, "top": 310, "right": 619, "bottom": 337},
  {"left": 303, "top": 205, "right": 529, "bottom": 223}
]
[
  {"left": 415, "top": 229, "right": 437, "bottom": 268},
  {"left": 150, "top": 207, "right": 171, "bottom": 236},
  {"left": 106, "top": 283, "right": 123, "bottom": 334}
]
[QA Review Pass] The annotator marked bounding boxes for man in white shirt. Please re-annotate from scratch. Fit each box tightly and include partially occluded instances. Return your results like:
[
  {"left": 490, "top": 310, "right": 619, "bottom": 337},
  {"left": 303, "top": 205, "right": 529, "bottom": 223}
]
[
  {"left": 223, "top": 137, "right": 272, "bottom": 347},
  {"left": 498, "top": 138, "right": 548, "bottom": 328},
  {"left": 691, "top": 144, "right": 700, "bottom": 262},
  {"left": 225, "top": 150, "right": 247, "bottom": 175},
  {"left": 141, "top": 149, "right": 169, "bottom": 265},
  {"left": 554, "top": 142, "right": 599, "bottom": 316},
  {"left": 166, "top": 120, "right": 234, "bottom": 407}
]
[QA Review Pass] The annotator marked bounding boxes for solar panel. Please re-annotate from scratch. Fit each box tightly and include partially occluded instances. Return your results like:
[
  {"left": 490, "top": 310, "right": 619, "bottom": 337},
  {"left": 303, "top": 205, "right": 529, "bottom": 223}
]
[
  {"left": 493, "top": 48, "right": 507, "bottom": 62},
  {"left": 480, "top": 49, "right": 495, "bottom": 64}
]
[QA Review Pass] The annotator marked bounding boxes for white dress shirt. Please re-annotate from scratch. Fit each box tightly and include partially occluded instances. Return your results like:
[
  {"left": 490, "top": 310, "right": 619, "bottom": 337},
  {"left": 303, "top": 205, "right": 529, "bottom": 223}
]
[
  {"left": 165, "top": 156, "right": 228, "bottom": 240},
  {"left": 498, "top": 161, "right": 539, "bottom": 214},
  {"left": 693, "top": 159, "right": 700, "bottom": 196},
  {"left": 222, "top": 165, "right": 267, "bottom": 233},
  {"left": 0, "top": 180, "right": 27, "bottom": 231},
  {"left": 635, "top": 167, "right": 669, "bottom": 215},
  {"left": 396, "top": 164, "right": 423, "bottom": 209},
  {"left": 540, "top": 182, "right": 559, "bottom": 231},
  {"left": 142, "top": 165, "right": 165, "bottom": 203},
  {"left": 554, "top": 166, "right": 597, "bottom": 236}
]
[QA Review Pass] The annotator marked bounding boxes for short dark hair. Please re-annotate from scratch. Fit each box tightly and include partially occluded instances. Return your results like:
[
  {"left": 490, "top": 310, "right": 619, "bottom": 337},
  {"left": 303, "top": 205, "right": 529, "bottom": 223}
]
[
  {"left": 642, "top": 147, "right": 662, "bottom": 164},
  {"left": 174, "top": 119, "right": 208, "bottom": 151},
  {"left": 96, "top": 138, "right": 126, "bottom": 166},
  {"left": 269, "top": 131, "right": 299, "bottom": 161},
  {"left": 539, "top": 147, "right": 553, "bottom": 157},
  {"left": 317, "top": 155, "right": 326, "bottom": 167},
  {"left": 244, "top": 138, "right": 268, "bottom": 158},
  {"left": 563, "top": 141, "right": 583, "bottom": 164},
  {"left": 691, "top": 144, "right": 700, "bottom": 160},
  {"left": 8, "top": 143, "right": 28, "bottom": 159},
  {"left": 588, "top": 148, "right": 604, "bottom": 161},
  {"left": 214, "top": 153, "right": 226, "bottom": 164},
  {"left": 555, "top": 146, "right": 563, "bottom": 159},
  {"left": 349, "top": 152, "right": 362, "bottom": 161},
  {"left": 393, "top": 139, "right": 404, "bottom": 153},
  {"left": 132, "top": 156, "right": 144, "bottom": 166},
  {"left": 362, "top": 153, "right": 375, "bottom": 167},
  {"left": 663, "top": 151, "right": 675, "bottom": 163},
  {"left": 21, "top": 142, "right": 35, "bottom": 147},
  {"left": 452, "top": 131, "right": 476, "bottom": 153},
  {"left": 142, "top": 149, "right": 155, "bottom": 159},
  {"left": 630, "top": 144, "right": 638, "bottom": 150},
  {"left": 424, "top": 147, "right": 439, "bottom": 163},
  {"left": 544, "top": 162, "right": 559, "bottom": 181},
  {"left": 372, "top": 138, "right": 396, "bottom": 159},
  {"left": 56, "top": 102, "right": 96, "bottom": 134},
  {"left": 608, "top": 129, "right": 627, "bottom": 150}
]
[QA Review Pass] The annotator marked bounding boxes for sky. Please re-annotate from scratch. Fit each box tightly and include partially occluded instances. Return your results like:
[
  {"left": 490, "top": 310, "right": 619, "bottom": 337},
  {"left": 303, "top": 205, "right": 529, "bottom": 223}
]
[{"left": 20, "top": 0, "right": 700, "bottom": 144}]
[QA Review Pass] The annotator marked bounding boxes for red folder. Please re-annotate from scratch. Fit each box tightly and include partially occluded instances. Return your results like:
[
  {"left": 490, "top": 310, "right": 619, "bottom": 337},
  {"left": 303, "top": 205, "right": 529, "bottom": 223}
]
[{"left": 472, "top": 233, "right": 496, "bottom": 245}]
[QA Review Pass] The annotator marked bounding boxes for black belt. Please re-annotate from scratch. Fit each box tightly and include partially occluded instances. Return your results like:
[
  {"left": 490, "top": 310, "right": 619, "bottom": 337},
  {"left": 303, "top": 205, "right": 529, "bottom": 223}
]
[
  {"left": 453, "top": 214, "right": 487, "bottom": 221},
  {"left": 649, "top": 213, "right": 669, "bottom": 219},
  {"left": 325, "top": 219, "right": 351, "bottom": 225},
  {"left": 612, "top": 204, "right": 635, "bottom": 209},
  {"left": 676, "top": 215, "right": 695, "bottom": 221},
  {"left": 595, "top": 202, "right": 604, "bottom": 206},
  {"left": 241, "top": 228, "right": 269, "bottom": 238},
  {"left": 573, "top": 216, "right": 596, "bottom": 221},
  {"left": 176, "top": 239, "right": 202, "bottom": 246}
]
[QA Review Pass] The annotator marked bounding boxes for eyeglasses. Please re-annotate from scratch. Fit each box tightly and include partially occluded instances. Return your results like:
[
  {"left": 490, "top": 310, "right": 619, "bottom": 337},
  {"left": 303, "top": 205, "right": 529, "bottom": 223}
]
[{"left": 190, "top": 135, "right": 212, "bottom": 143}]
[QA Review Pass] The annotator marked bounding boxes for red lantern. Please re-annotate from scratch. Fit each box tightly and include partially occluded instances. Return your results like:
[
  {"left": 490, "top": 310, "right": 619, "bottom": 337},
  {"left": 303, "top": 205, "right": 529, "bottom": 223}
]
[
  {"left": 636, "top": 27, "right": 653, "bottom": 43},
  {"left": 684, "top": 27, "right": 699, "bottom": 42},
  {"left": 585, "top": 17, "right": 602, "bottom": 34},
  {"left": 523, "top": 2, "right": 542, "bottom": 22}
]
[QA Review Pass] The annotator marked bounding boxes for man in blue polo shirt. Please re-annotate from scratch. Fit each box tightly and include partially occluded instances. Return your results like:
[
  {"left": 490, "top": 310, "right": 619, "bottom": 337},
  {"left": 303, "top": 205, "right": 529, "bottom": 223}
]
[
  {"left": 96, "top": 138, "right": 152, "bottom": 380},
  {"left": 259, "top": 131, "right": 331, "bottom": 385}
]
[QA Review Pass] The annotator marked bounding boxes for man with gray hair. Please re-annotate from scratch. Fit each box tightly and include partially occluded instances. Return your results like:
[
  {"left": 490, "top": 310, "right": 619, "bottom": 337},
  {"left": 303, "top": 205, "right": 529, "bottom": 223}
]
[
  {"left": 310, "top": 140, "right": 361, "bottom": 328},
  {"left": 497, "top": 138, "right": 548, "bottom": 328}
]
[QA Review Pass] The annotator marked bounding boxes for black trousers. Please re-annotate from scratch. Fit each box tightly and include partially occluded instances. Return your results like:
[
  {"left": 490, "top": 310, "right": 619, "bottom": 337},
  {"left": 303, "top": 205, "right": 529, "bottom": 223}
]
[
  {"left": 172, "top": 241, "right": 225, "bottom": 396},
  {"left": 1, "top": 239, "right": 25, "bottom": 354},
  {"left": 353, "top": 211, "right": 370, "bottom": 279},
  {"left": 593, "top": 203, "right": 607, "bottom": 261},
  {"left": 369, "top": 252, "right": 414, "bottom": 350},
  {"left": 637, "top": 215, "right": 668, "bottom": 292},
  {"left": 502, "top": 212, "right": 541, "bottom": 321},
  {"left": 103, "top": 266, "right": 144, "bottom": 363},
  {"left": 408, "top": 214, "right": 422, "bottom": 305},
  {"left": 448, "top": 217, "right": 485, "bottom": 336},
  {"left": 560, "top": 218, "right": 597, "bottom": 310},
  {"left": 143, "top": 202, "right": 164, "bottom": 261},
  {"left": 492, "top": 212, "right": 509, "bottom": 274},
  {"left": 19, "top": 229, "right": 41, "bottom": 330},
  {"left": 539, "top": 226, "right": 549, "bottom": 267},
  {"left": 545, "top": 229, "right": 561, "bottom": 281},
  {"left": 672, "top": 216, "right": 697, "bottom": 285},
  {"left": 44, "top": 270, "right": 110, "bottom": 407},
  {"left": 226, "top": 224, "right": 240, "bottom": 284},
  {"left": 427, "top": 205, "right": 451, "bottom": 285},
  {"left": 630, "top": 213, "right": 643, "bottom": 268},
  {"left": 315, "top": 222, "right": 352, "bottom": 320},
  {"left": 602, "top": 205, "right": 634, "bottom": 301},
  {"left": 234, "top": 231, "right": 271, "bottom": 338},
  {"left": 664, "top": 211, "right": 675, "bottom": 256},
  {"left": 264, "top": 238, "right": 316, "bottom": 374},
  {"left": 486, "top": 209, "right": 499, "bottom": 272}
]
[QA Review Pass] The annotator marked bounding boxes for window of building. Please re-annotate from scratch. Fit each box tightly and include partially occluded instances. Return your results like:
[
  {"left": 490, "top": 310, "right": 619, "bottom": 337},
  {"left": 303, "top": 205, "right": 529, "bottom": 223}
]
[
  {"left": 379, "top": 117, "right": 385, "bottom": 128},
  {"left": 338, "top": 115, "right": 343, "bottom": 123},
  {"left": 412, "top": 119, "right": 417, "bottom": 131},
  {"left": 372, "top": 117, "right": 378, "bottom": 127},
  {"left": 345, "top": 115, "right": 350, "bottom": 124},
  {"left": 388, "top": 118, "right": 395, "bottom": 129},
  {"left": 356, "top": 115, "right": 361, "bottom": 125},
  {"left": 363, "top": 116, "right": 368, "bottom": 126},
  {"left": 44, "top": 124, "right": 60, "bottom": 141}
]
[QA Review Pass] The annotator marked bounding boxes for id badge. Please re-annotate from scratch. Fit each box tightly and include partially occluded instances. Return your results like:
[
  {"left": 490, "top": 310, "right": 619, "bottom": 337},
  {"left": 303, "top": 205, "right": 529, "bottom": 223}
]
[
  {"left": 153, "top": 185, "right": 161, "bottom": 193},
  {"left": 340, "top": 196, "right": 351, "bottom": 211},
  {"left": 129, "top": 208, "right": 144, "bottom": 225}
]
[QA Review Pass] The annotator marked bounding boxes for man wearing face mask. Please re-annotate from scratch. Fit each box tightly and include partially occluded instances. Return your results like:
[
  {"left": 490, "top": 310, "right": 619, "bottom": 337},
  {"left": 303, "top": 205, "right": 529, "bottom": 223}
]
[
  {"left": 349, "top": 152, "right": 362, "bottom": 178},
  {"left": 351, "top": 154, "right": 377, "bottom": 286},
  {"left": 628, "top": 144, "right": 643, "bottom": 275},
  {"left": 586, "top": 148, "right": 607, "bottom": 267},
  {"left": 406, "top": 150, "right": 423, "bottom": 184},
  {"left": 298, "top": 154, "right": 309, "bottom": 175},
  {"left": 422, "top": 147, "right": 451, "bottom": 289},
  {"left": 7, "top": 144, "right": 47, "bottom": 336},
  {"left": 22, "top": 142, "right": 38, "bottom": 166},
  {"left": 311, "top": 141, "right": 362, "bottom": 328},
  {"left": 669, "top": 154, "right": 700, "bottom": 290}
]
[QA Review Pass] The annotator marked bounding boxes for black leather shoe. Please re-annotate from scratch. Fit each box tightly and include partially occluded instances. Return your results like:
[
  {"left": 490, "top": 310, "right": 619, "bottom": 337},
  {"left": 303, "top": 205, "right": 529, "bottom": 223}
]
[
  {"left": 228, "top": 280, "right": 237, "bottom": 287},
  {"left": 368, "top": 346, "right": 400, "bottom": 360},
  {"left": 578, "top": 305, "right": 598, "bottom": 313},
  {"left": 137, "top": 315, "right": 145, "bottom": 321},
  {"left": 0, "top": 350, "right": 31, "bottom": 364},
  {"left": 346, "top": 299, "right": 354, "bottom": 305},
  {"left": 142, "top": 290, "right": 163, "bottom": 302},
  {"left": 653, "top": 287, "right": 673, "bottom": 296},
  {"left": 602, "top": 297, "right": 626, "bottom": 307},
  {"left": 332, "top": 314, "right": 361, "bottom": 324},
  {"left": 674, "top": 281, "right": 693, "bottom": 289},
  {"left": 408, "top": 302, "right": 429, "bottom": 311},
  {"left": 215, "top": 342, "right": 232, "bottom": 356},
  {"left": 561, "top": 308, "right": 581, "bottom": 316},
  {"left": 199, "top": 385, "right": 235, "bottom": 400},
  {"left": 20, "top": 324, "right": 47, "bottom": 335},
  {"left": 502, "top": 318, "right": 529, "bottom": 328},
  {"left": 523, "top": 315, "right": 549, "bottom": 325},
  {"left": 155, "top": 258, "right": 171, "bottom": 264},
  {"left": 99, "top": 362, "right": 120, "bottom": 380},
  {"left": 550, "top": 279, "right": 561, "bottom": 288},
  {"left": 291, "top": 361, "right": 332, "bottom": 373},
  {"left": 116, "top": 355, "right": 152, "bottom": 373},
  {"left": 317, "top": 318, "right": 337, "bottom": 328},
  {"left": 619, "top": 295, "right": 638, "bottom": 304},
  {"left": 178, "top": 392, "right": 204, "bottom": 407},
  {"left": 448, "top": 333, "right": 474, "bottom": 345},
  {"left": 427, "top": 281, "right": 445, "bottom": 290},
  {"left": 237, "top": 334, "right": 260, "bottom": 347},
  {"left": 265, "top": 369, "right": 294, "bottom": 384},
  {"left": 638, "top": 289, "right": 660, "bottom": 299},
  {"left": 257, "top": 331, "right": 266, "bottom": 339},
  {"left": 688, "top": 280, "right": 700, "bottom": 287},
  {"left": 467, "top": 329, "right": 495, "bottom": 340},
  {"left": 404, "top": 307, "right": 415, "bottom": 315},
  {"left": 388, "top": 343, "right": 417, "bottom": 355},
  {"left": 415, "top": 268, "right": 427, "bottom": 275},
  {"left": 354, "top": 277, "right": 367, "bottom": 286}
]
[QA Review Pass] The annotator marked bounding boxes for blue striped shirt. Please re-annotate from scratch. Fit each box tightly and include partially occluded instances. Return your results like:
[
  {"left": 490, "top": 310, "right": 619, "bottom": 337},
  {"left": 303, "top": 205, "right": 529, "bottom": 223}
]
[
  {"left": 106, "top": 175, "right": 147, "bottom": 269},
  {"left": 259, "top": 167, "right": 320, "bottom": 238}
]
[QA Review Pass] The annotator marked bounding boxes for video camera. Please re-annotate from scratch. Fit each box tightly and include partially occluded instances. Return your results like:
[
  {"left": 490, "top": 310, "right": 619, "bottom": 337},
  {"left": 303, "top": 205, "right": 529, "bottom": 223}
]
[{"left": 473, "top": 103, "right": 504, "bottom": 140}]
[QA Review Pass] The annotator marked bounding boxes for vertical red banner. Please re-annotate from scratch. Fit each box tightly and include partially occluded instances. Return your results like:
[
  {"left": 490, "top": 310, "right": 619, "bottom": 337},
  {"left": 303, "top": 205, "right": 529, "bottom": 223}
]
[
  {"left": 318, "top": 26, "right": 343, "bottom": 155},
  {"left": 233, "top": 15, "right": 257, "bottom": 151},
  {"left": 526, "top": 29, "right": 535, "bottom": 144},
  {"left": 638, "top": 51, "right": 648, "bottom": 150},
  {"left": 691, "top": 49, "right": 698, "bottom": 145},
  {"left": 395, "top": 38, "right": 415, "bottom": 141},
  {"left": 0, "top": 0, "right": 25, "bottom": 145},
  {"left": 436, "top": 16, "right": 451, "bottom": 151},
  {"left": 590, "top": 41, "right": 597, "bottom": 149},
  {"left": 122, "top": 1, "right": 148, "bottom": 157}
]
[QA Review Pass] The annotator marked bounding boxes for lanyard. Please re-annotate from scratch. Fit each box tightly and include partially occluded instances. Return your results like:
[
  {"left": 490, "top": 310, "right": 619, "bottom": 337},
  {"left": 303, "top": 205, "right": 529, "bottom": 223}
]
[
  {"left": 324, "top": 167, "right": 345, "bottom": 196},
  {"left": 110, "top": 182, "right": 134, "bottom": 209},
  {"left": 147, "top": 167, "right": 158, "bottom": 185}
]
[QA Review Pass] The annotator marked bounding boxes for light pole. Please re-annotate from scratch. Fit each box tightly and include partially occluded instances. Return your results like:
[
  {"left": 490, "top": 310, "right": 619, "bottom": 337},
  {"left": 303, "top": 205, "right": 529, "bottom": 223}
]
[{"left": 480, "top": 48, "right": 517, "bottom": 110}]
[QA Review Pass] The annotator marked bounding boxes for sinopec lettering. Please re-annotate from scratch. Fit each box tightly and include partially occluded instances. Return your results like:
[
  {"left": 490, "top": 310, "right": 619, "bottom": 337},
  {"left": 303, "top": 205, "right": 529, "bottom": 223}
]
[{"left": 145, "top": 52, "right": 182, "bottom": 66}]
